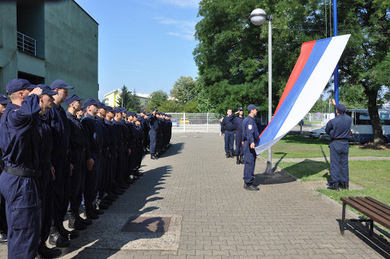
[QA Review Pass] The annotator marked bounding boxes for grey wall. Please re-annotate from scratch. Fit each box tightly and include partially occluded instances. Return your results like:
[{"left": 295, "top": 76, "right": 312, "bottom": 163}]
[
  {"left": 44, "top": 1, "right": 98, "bottom": 99},
  {"left": 0, "top": 1, "right": 98, "bottom": 98}
]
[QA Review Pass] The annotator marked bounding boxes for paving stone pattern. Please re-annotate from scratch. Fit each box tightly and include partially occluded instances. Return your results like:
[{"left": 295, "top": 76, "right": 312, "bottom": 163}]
[{"left": 0, "top": 133, "right": 388, "bottom": 258}]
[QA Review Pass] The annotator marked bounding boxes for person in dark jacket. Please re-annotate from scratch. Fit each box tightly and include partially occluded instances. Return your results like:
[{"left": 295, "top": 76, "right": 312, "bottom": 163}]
[
  {"left": 242, "top": 104, "right": 260, "bottom": 191},
  {"left": 228, "top": 107, "right": 245, "bottom": 164},
  {"left": 0, "top": 79, "right": 42, "bottom": 258},
  {"left": 81, "top": 98, "right": 105, "bottom": 219},
  {"left": 147, "top": 108, "right": 160, "bottom": 159},
  {"left": 48, "top": 80, "right": 79, "bottom": 247},
  {"left": 221, "top": 109, "right": 235, "bottom": 158},
  {"left": 36, "top": 85, "right": 62, "bottom": 258},
  {"left": 0, "top": 94, "right": 9, "bottom": 243},
  {"left": 325, "top": 100, "right": 352, "bottom": 191},
  {"left": 66, "top": 94, "right": 92, "bottom": 230}
]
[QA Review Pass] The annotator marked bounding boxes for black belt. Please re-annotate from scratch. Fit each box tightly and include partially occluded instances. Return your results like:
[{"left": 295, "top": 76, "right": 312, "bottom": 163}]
[
  {"left": 332, "top": 138, "right": 349, "bottom": 142},
  {"left": 236, "top": 129, "right": 242, "bottom": 132},
  {"left": 4, "top": 166, "right": 40, "bottom": 178}
]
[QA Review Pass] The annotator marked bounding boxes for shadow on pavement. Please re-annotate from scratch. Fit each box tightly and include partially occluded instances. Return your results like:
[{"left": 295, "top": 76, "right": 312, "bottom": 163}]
[
  {"left": 159, "top": 142, "right": 184, "bottom": 158},
  {"left": 254, "top": 170, "right": 297, "bottom": 185},
  {"left": 337, "top": 219, "right": 390, "bottom": 258},
  {"left": 61, "top": 165, "right": 172, "bottom": 258}
]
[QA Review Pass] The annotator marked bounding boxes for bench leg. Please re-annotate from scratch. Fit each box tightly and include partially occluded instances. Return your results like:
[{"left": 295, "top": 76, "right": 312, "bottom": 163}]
[
  {"left": 341, "top": 202, "right": 346, "bottom": 235},
  {"left": 369, "top": 220, "right": 374, "bottom": 236}
]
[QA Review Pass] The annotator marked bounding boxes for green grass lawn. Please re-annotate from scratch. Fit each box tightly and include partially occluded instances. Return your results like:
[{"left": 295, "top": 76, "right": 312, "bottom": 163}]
[
  {"left": 278, "top": 160, "right": 390, "bottom": 206},
  {"left": 266, "top": 134, "right": 390, "bottom": 233},
  {"left": 260, "top": 134, "right": 390, "bottom": 159}
]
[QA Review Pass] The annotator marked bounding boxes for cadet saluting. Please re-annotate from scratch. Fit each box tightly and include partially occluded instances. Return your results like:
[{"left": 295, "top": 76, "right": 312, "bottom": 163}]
[
  {"left": 0, "top": 79, "right": 42, "bottom": 258},
  {"left": 242, "top": 104, "right": 260, "bottom": 191}
]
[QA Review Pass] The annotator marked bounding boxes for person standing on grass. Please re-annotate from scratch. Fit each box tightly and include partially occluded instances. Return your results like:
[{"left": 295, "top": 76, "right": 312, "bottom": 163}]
[{"left": 325, "top": 99, "right": 352, "bottom": 191}]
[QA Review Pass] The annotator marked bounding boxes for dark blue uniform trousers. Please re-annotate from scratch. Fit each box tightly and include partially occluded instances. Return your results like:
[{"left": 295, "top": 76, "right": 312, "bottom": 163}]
[
  {"left": 52, "top": 158, "right": 71, "bottom": 228},
  {"left": 98, "top": 150, "right": 109, "bottom": 199},
  {"left": 37, "top": 168, "right": 54, "bottom": 250},
  {"left": 85, "top": 152, "right": 101, "bottom": 210},
  {"left": 70, "top": 151, "right": 86, "bottom": 213},
  {"left": 0, "top": 172, "right": 40, "bottom": 259},
  {"left": 0, "top": 193, "right": 7, "bottom": 236},
  {"left": 243, "top": 141, "right": 257, "bottom": 184},
  {"left": 149, "top": 129, "right": 157, "bottom": 154},
  {"left": 235, "top": 131, "right": 243, "bottom": 156},
  {"left": 224, "top": 131, "right": 234, "bottom": 153},
  {"left": 330, "top": 140, "right": 349, "bottom": 184}
]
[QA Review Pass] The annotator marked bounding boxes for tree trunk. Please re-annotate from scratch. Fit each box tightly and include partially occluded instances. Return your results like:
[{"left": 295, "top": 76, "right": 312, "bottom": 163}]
[{"left": 366, "top": 89, "right": 386, "bottom": 145}]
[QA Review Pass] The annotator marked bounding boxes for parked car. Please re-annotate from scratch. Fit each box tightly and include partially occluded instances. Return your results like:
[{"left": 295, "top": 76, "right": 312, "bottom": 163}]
[
  {"left": 307, "top": 126, "right": 331, "bottom": 140},
  {"left": 171, "top": 119, "right": 179, "bottom": 127},
  {"left": 180, "top": 118, "right": 190, "bottom": 124}
]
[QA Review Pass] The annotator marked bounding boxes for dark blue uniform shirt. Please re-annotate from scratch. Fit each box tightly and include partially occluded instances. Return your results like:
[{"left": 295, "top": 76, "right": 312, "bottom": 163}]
[
  {"left": 47, "top": 103, "right": 70, "bottom": 154},
  {"left": 147, "top": 115, "right": 160, "bottom": 131},
  {"left": 325, "top": 113, "right": 352, "bottom": 140},
  {"left": 228, "top": 114, "right": 244, "bottom": 131},
  {"left": 66, "top": 111, "right": 87, "bottom": 163},
  {"left": 222, "top": 116, "right": 235, "bottom": 132},
  {"left": 38, "top": 113, "right": 53, "bottom": 171},
  {"left": 81, "top": 113, "right": 104, "bottom": 159},
  {"left": 0, "top": 95, "right": 41, "bottom": 172},
  {"left": 242, "top": 116, "right": 260, "bottom": 144}
]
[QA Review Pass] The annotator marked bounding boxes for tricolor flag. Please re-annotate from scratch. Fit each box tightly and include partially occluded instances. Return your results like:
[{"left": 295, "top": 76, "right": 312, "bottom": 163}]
[{"left": 255, "top": 35, "right": 351, "bottom": 155}]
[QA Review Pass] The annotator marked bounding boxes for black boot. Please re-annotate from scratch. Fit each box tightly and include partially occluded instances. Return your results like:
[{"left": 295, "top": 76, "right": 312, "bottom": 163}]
[
  {"left": 340, "top": 182, "right": 349, "bottom": 190},
  {"left": 327, "top": 182, "right": 340, "bottom": 191},
  {"left": 229, "top": 150, "right": 234, "bottom": 158},
  {"left": 236, "top": 156, "right": 240, "bottom": 164},
  {"left": 244, "top": 182, "right": 259, "bottom": 191},
  {"left": 84, "top": 208, "right": 99, "bottom": 219},
  {"left": 240, "top": 155, "right": 244, "bottom": 164},
  {"left": 36, "top": 245, "right": 62, "bottom": 258},
  {"left": 76, "top": 214, "right": 92, "bottom": 225},
  {"left": 68, "top": 212, "right": 87, "bottom": 230},
  {"left": 49, "top": 226, "right": 70, "bottom": 247},
  {"left": 57, "top": 224, "right": 79, "bottom": 239},
  {"left": 225, "top": 152, "right": 230, "bottom": 158},
  {"left": 0, "top": 231, "right": 6, "bottom": 243}
]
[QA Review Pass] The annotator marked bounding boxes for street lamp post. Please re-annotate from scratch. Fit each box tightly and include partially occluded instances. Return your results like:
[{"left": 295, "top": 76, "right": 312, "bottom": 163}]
[{"left": 250, "top": 8, "right": 273, "bottom": 175}]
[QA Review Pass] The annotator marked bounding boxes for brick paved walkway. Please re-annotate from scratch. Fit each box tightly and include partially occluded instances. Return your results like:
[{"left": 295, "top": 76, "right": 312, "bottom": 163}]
[{"left": 0, "top": 133, "right": 389, "bottom": 258}]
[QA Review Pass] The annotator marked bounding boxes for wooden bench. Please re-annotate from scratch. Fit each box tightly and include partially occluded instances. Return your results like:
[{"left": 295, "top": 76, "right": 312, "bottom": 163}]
[{"left": 340, "top": 196, "right": 390, "bottom": 235}]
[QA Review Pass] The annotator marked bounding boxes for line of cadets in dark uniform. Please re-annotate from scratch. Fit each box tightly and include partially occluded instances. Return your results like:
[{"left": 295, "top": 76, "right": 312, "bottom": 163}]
[
  {"left": 221, "top": 107, "right": 245, "bottom": 164},
  {"left": 221, "top": 105, "right": 261, "bottom": 191},
  {"left": 0, "top": 78, "right": 173, "bottom": 259}
]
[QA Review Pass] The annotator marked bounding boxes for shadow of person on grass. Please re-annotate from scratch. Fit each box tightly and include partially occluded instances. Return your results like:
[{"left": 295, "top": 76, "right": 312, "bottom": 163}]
[{"left": 60, "top": 165, "right": 173, "bottom": 258}]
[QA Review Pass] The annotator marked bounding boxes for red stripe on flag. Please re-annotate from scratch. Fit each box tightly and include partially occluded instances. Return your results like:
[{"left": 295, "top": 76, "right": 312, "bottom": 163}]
[{"left": 273, "top": 41, "right": 316, "bottom": 115}]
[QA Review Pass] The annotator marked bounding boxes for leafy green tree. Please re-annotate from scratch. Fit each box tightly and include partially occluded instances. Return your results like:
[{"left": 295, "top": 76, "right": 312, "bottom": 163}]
[
  {"left": 183, "top": 99, "right": 199, "bottom": 113},
  {"left": 116, "top": 85, "right": 140, "bottom": 111},
  {"left": 194, "top": 0, "right": 390, "bottom": 143},
  {"left": 147, "top": 90, "right": 168, "bottom": 111},
  {"left": 116, "top": 85, "right": 131, "bottom": 108},
  {"left": 170, "top": 76, "right": 199, "bottom": 104},
  {"left": 194, "top": 0, "right": 325, "bottom": 114},
  {"left": 335, "top": 0, "right": 390, "bottom": 144},
  {"left": 159, "top": 100, "right": 183, "bottom": 112}
]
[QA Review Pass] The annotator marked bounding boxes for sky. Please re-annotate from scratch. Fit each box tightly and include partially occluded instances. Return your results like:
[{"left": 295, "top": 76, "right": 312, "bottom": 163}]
[{"left": 74, "top": 0, "right": 201, "bottom": 101}]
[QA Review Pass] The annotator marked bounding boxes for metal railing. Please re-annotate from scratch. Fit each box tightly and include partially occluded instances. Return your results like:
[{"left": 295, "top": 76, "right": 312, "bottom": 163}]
[
  {"left": 170, "top": 113, "right": 221, "bottom": 133},
  {"left": 17, "top": 31, "right": 37, "bottom": 56},
  {"left": 169, "top": 112, "right": 334, "bottom": 133}
]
